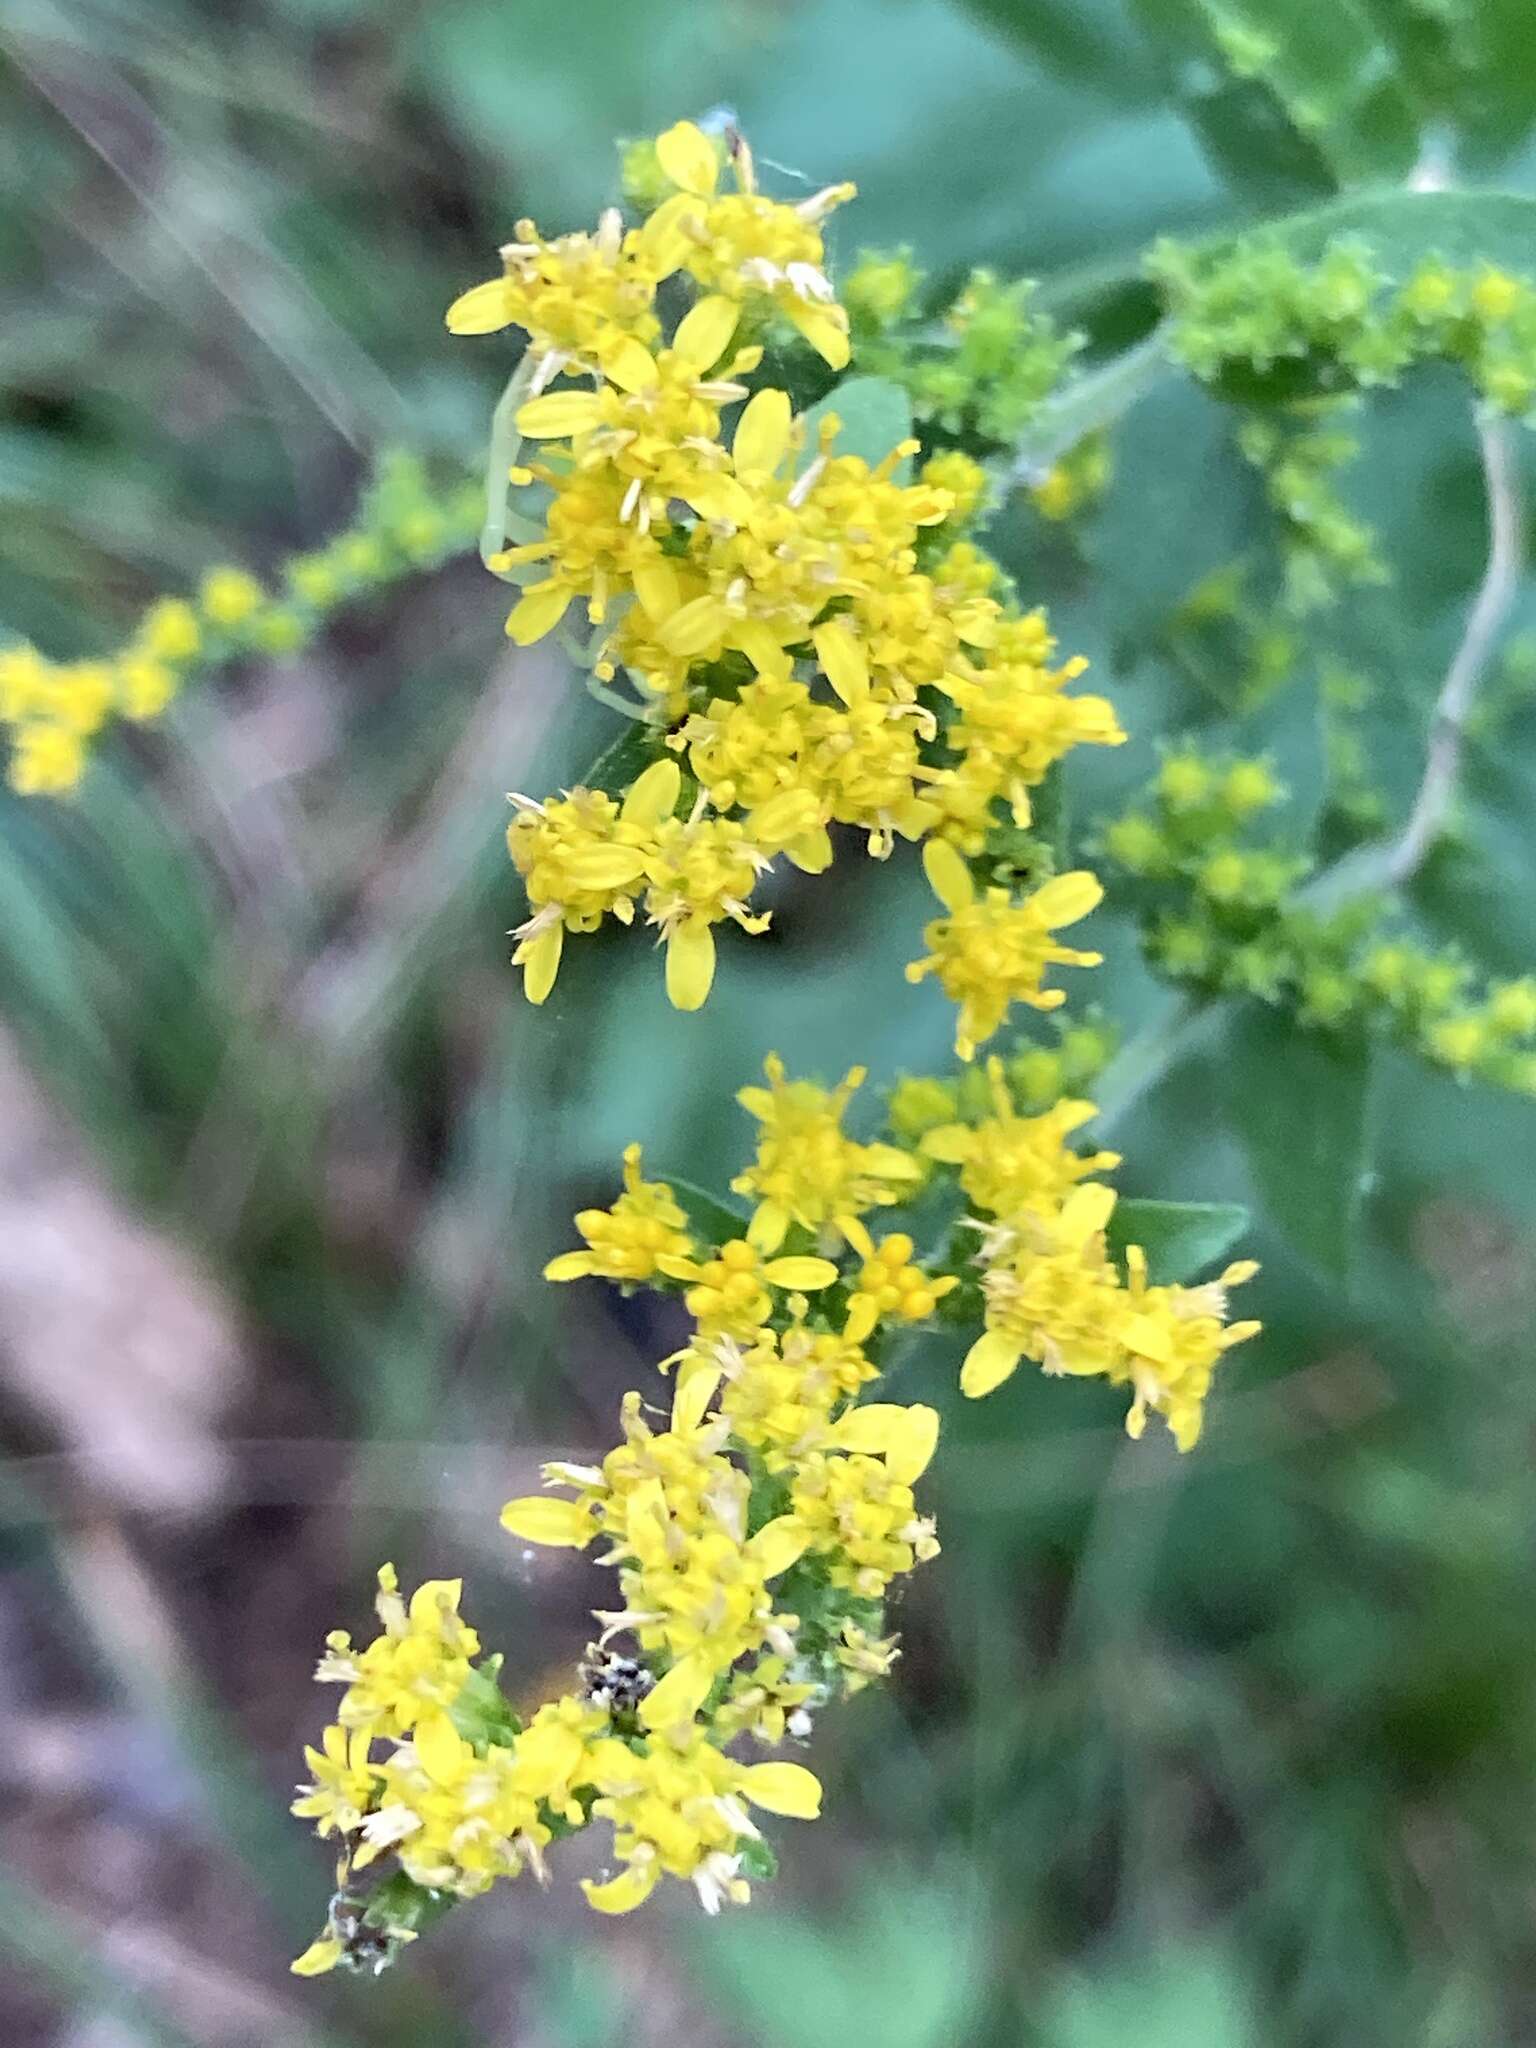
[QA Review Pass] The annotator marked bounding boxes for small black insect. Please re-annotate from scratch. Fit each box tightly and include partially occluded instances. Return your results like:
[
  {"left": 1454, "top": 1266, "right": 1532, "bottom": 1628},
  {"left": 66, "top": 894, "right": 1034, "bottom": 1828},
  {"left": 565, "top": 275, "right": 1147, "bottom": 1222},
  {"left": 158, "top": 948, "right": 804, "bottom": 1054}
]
[{"left": 580, "top": 1644, "right": 656, "bottom": 1716}]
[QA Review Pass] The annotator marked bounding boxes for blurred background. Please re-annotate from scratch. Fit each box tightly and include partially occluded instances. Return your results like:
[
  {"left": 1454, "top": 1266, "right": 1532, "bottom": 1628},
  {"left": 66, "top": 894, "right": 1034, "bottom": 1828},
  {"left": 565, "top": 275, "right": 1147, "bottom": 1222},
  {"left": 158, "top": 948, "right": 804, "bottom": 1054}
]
[{"left": 5, "top": 1, "right": 1536, "bottom": 2043}]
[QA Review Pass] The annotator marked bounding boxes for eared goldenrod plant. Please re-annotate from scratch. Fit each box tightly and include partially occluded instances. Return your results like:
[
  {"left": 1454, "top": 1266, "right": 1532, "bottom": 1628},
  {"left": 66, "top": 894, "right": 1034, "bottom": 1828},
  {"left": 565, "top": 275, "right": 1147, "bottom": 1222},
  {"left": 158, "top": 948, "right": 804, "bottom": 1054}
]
[
  {"left": 15, "top": 97, "right": 1536, "bottom": 1986},
  {"left": 276, "top": 118, "right": 1263, "bottom": 1975}
]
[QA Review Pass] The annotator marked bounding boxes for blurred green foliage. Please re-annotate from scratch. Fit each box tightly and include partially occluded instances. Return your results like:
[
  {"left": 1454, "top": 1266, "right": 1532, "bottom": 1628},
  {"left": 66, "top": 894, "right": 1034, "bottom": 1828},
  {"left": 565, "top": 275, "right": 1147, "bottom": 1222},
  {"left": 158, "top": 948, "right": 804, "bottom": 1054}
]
[{"left": 5, "top": 1, "right": 1536, "bottom": 2045}]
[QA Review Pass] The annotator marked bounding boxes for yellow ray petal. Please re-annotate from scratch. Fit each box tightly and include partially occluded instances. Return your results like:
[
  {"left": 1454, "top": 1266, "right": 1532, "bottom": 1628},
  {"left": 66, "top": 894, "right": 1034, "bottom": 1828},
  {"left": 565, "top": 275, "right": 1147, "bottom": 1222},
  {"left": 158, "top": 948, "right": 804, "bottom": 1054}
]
[
  {"left": 673, "top": 293, "right": 738, "bottom": 370},
  {"left": 786, "top": 826, "right": 834, "bottom": 873},
  {"left": 745, "top": 1199, "right": 790, "bottom": 1253},
  {"left": 638, "top": 1653, "right": 713, "bottom": 1731},
  {"left": 788, "top": 301, "right": 850, "bottom": 370},
  {"left": 543, "top": 1248, "right": 597, "bottom": 1281},
  {"left": 960, "top": 1329, "right": 1022, "bottom": 1398},
  {"left": 407, "top": 1579, "right": 463, "bottom": 1627},
  {"left": 1029, "top": 870, "right": 1104, "bottom": 927},
  {"left": 632, "top": 557, "right": 682, "bottom": 621},
  {"left": 812, "top": 620, "right": 870, "bottom": 706},
  {"left": 518, "top": 922, "right": 564, "bottom": 1006},
  {"left": 733, "top": 388, "right": 792, "bottom": 477},
  {"left": 621, "top": 758, "right": 681, "bottom": 828},
  {"left": 413, "top": 1711, "right": 466, "bottom": 1787},
  {"left": 661, "top": 595, "right": 729, "bottom": 659},
  {"left": 761, "top": 1255, "right": 839, "bottom": 1290},
  {"left": 655, "top": 120, "right": 720, "bottom": 197},
  {"left": 1120, "top": 1312, "right": 1176, "bottom": 1367},
  {"left": 602, "top": 335, "right": 660, "bottom": 393},
  {"left": 922, "top": 837, "right": 975, "bottom": 912},
  {"left": 671, "top": 1358, "right": 721, "bottom": 1433},
  {"left": 516, "top": 390, "right": 605, "bottom": 437},
  {"left": 745, "top": 1516, "right": 811, "bottom": 1578},
  {"left": 1058, "top": 1180, "right": 1116, "bottom": 1244},
  {"left": 665, "top": 916, "right": 717, "bottom": 1010},
  {"left": 562, "top": 845, "right": 649, "bottom": 890},
  {"left": 290, "top": 1936, "right": 345, "bottom": 1977},
  {"left": 633, "top": 191, "right": 702, "bottom": 277},
  {"left": 445, "top": 278, "right": 514, "bottom": 334},
  {"left": 832, "top": 1402, "right": 940, "bottom": 1482},
  {"left": 505, "top": 580, "right": 571, "bottom": 646},
  {"left": 738, "top": 1760, "right": 823, "bottom": 1818},
  {"left": 681, "top": 473, "right": 753, "bottom": 524},
  {"left": 582, "top": 1862, "right": 660, "bottom": 1914},
  {"left": 499, "top": 1496, "right": 593, "bottom": 1547}
]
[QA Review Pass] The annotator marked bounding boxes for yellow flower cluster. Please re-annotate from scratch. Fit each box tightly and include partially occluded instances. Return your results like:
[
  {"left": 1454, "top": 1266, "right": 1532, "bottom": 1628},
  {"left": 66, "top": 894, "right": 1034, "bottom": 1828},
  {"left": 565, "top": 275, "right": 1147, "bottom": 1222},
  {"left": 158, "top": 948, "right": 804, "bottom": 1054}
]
[
  {"left": 1, "top": 455, "right": 478, "bottom": 795},
  {"left": 919, "top": 1058, "right": 1260, "bottom": 1446},
  {"left": 290, "top": 119, "right": 1261, "bottom": 1980},
  {"left": 293, "top": 1052, "right": 960, "bottom": 1963},
  {"left": 908, "top": 839, "right": 1106, "bottom": 1059},
  {"left": 452, "top": 120, "right": 1123, "bottom": 1013},
  {"left": 448, "top": 122, "right": 853, "bottom": 386},
  {"left": 730, "top": 1052, "right": 924, "bottom": 1252},
  {"left": 293, "top": 1026, "right": 1259, "bottom": 1965}
]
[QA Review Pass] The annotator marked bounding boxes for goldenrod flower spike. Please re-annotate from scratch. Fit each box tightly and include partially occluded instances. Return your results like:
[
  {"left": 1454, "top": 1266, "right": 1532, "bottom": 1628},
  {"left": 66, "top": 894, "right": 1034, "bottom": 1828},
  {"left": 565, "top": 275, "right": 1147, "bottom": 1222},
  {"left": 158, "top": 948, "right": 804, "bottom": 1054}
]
[
  {"left": 6, "top": 457, "right": 479, "bottom": 795},
  {"left": 288, "top": 116, "right": 1270, "bottom": 1973},
  {"left": 294, "top": 1039, "right": 1259, "bottom": 1959},
  {"left": 466, "top": 124, "right": 1125, "bottom": 1012}
]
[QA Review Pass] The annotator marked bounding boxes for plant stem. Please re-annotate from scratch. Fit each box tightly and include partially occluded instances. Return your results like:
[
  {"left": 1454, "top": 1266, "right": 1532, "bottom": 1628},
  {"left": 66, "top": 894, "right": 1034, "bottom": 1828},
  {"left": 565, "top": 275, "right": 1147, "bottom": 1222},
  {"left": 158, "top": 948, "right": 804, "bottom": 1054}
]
[
  {"left": 1301, "top": 411, "right": 1525, "bottom": 911},
  {"left": 1011, "top": 324, "right": 1172, "bottom": 482},
  {"left": 1385, "top": 414, "right": 1524, "bottom": 886},
  {"left": 480, "top": 356, "right": 536, "bottom": 568}
]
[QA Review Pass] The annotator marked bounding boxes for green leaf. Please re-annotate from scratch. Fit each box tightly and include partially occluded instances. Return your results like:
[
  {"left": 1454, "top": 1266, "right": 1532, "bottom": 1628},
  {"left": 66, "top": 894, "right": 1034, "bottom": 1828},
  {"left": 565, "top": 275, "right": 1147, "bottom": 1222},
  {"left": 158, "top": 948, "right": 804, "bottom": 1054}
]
[
  {"left": 1210, "top": 188, "right": 1536, "bottom": 279},
  {"left": 1222, "top": 1002, "right": 1375, "bottom": 1283},
  {"left": 449, "top": 1657, "right": 522, "bottom": 1751},
  {"left": 1039, "top": 1943, "right": 1258, "bottom": 2048},
  {"left": 576, "top": 717, "right": 665, "bottom": 798},
  {"left": 1348, "top": 0, "right": 1536, "bottom": 167},
  {"left": 663, "top": 1174, "right": 752, "bottom": 1247},
  {"left": 800, "top": 376, "right": 913, "bottom": 475},
  {"left": 955, "top": 0, "right": 1165, "bottom": 105},
  {"left": 528, "top": 1939, "right": 631, "bottom": 2048},
  {"left": 1126, "top": 0, "right": 1419, "bottom": 191},
  {"left": 683, "top": 1876, "right": 981, "bottom": 2048},
  {"left": 1107, "top": 1198, "right": 1252, "bottom": 1282}
]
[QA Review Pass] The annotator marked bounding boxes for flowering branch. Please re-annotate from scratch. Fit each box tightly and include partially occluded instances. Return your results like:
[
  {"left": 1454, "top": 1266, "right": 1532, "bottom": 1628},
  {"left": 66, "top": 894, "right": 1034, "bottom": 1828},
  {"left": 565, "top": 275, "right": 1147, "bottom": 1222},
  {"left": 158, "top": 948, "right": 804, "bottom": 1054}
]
[{"left": 283, "top": 118, "right": 1264, "bottom": 1975}]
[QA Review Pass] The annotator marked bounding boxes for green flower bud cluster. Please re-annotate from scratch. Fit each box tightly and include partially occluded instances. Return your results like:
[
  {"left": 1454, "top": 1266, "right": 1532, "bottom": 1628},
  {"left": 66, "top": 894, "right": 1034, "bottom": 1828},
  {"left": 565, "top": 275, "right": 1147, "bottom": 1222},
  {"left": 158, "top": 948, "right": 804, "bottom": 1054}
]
[
  {"left": 847, "top": 252, "right": 1083, "bottom": 452},
  {"left": 843, "top": 247, "right": 925, "bottom": 332},
  {"left": 887, "top": 1013, "right": 1118, "bottom": 1140},
  {"left": 1102, "top": 746, "right": 1291, "bottom": 883},
  {"left": 282, "top": 453, "right": 481, "bottom": 619},
  {"left": 1149, "top": 235, "right": 1536, "bottom": 416},
  {"left": 1149, "top": 235, "right": 1536, "bottom": 614},
  {"left": 1100, "top": 748, "right": 1536, "bottom": 1091},
  {"left": 1236, "top": 402, "right": 1387, "bottom": 612}
]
